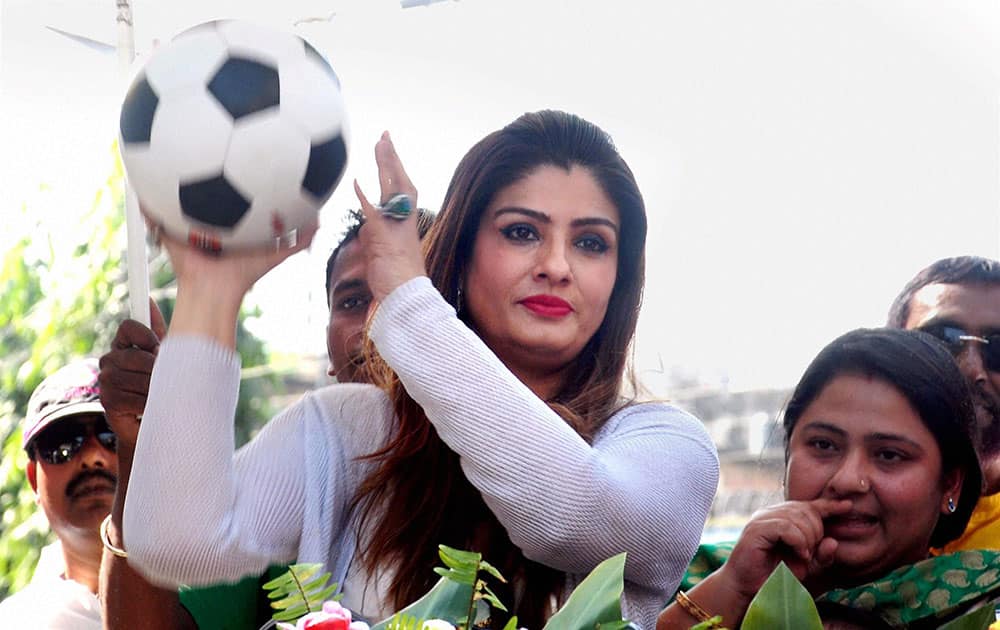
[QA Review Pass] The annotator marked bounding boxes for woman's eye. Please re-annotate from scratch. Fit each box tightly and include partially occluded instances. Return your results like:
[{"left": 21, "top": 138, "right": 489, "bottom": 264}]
[
  {"left": 575, "top": 235, "right": 609, "bottom": 253},
  {"left": 876, "top": 449, "right": 907, "bottom": 463},
  {"left": 500, "top": 224, "right": 539, "bottom": 242},
  {"left": 808, "top": 438, "right": 835, "bottom": 452}
]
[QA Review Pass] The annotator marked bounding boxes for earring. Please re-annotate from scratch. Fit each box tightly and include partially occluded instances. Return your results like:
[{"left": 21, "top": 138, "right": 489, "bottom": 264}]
[
  {"left": 947, "top": 497, "right": 957, "bottom": 513},
  {"left": 455, "top": 285, "right": 463, "bottom": 313}
]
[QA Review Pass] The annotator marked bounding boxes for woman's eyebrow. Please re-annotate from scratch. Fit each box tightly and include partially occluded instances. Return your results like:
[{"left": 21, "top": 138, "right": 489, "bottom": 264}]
[
  {"left": 494, "top": 207, "right": 549, "bottom": 222},
  {"left": 798, "top": 421, "right": 847, "bottom": 436},
  {"left": 572, "top": 217, "right": 619, "bottom": 233},
  {"left": 866, "top": 433, "right": 924, "bottom": 450},
  {"left": 493, "top": 207, "right": 618, "bottom": 232}
]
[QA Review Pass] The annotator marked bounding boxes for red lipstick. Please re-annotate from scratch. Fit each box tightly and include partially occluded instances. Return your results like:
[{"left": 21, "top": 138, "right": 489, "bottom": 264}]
[{"left": 519, "top": 295, "right": 573, "bottom": 318}]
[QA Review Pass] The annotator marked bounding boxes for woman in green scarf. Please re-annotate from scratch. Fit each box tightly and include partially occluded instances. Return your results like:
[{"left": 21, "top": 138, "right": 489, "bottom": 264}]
[{"left": 659, "top": 328, "right": 997, "bottom": 630}]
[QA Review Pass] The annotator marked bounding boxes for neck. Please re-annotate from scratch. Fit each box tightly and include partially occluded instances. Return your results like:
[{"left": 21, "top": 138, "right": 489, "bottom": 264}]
[
  {"left": 511, "top": 363, "right": 568, "bottom": 400},
  {"left": 60, "top": 533, "right": 103, "bottom": 593}
]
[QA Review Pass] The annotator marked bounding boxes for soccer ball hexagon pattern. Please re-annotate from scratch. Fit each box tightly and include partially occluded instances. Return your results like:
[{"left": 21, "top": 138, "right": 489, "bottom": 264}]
[{"left": 119, "top": 19, "right": 348, "bottom": 252}]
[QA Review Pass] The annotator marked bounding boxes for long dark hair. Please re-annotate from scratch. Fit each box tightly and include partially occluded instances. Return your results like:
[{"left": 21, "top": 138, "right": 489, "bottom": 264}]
[
  {"left": 782, "top": 328, "right": 982, "bottom": 547},
  {"left": 355, "top": 110, "right": 648, "bottom": 626}
]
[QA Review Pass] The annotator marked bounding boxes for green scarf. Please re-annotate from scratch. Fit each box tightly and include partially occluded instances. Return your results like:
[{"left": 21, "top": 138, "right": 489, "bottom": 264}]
[{"left": 677, "top": 544, "right": 1000, "bottom": 628}]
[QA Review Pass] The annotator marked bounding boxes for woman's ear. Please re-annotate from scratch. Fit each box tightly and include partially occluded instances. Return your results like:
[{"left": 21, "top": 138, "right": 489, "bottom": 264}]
[{"left": 940, "top": 467, "right": 965, "bottom": 515}]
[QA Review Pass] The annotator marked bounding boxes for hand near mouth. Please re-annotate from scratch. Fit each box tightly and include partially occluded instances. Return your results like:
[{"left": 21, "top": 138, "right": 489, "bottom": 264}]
[{"left": 715, "top": 497, "right": 852, "bottom": 602}]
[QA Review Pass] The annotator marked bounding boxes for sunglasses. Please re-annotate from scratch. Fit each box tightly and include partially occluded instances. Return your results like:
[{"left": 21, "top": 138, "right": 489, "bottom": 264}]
[
  {"left": 32, "top": 417, "right": 117, "bottom": 465},
  {"left": 919, "top": 324, "right": 1000, "bottom": 372}
]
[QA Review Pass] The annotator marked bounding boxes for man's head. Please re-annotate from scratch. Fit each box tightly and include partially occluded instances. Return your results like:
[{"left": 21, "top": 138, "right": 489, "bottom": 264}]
[
  {"left": 22, "top": 359, "right": 118, "bottom": 545},
  {"left": 325, "top": 209, "right": 434, "bottom": 383},
  {"left": 889, "top": 256, "right": 1000, "bottom": 489}
]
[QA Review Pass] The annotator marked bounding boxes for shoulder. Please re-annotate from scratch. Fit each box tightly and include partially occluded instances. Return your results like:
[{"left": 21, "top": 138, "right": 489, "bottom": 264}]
[{"left": 0, "top": 577, "right": 101, "bottom": 627}]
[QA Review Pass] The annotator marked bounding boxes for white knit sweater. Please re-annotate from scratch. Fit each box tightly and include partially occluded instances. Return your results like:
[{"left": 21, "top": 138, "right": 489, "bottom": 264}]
[{"left": 124, "top": 276, "right": 719, "bottom": 629}]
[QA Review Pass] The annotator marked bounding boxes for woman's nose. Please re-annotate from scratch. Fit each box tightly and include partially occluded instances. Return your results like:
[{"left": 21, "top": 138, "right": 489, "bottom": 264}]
[
  {"left": 825, "top": 452, "right": 869, "bottom": 496},
  {"left": 534, "top": 241, "right": 571, "bottom": 283}
]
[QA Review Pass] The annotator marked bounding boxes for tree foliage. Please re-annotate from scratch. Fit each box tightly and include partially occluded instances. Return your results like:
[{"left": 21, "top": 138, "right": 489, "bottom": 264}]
[{"left": 0, "top": 151, "right": 278, "bottom": 599}]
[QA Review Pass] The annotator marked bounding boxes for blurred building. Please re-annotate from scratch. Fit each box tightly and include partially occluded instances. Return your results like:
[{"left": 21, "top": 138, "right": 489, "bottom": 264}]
[{"left": 672, "top": 386, "right": 790, "bottom": 542}]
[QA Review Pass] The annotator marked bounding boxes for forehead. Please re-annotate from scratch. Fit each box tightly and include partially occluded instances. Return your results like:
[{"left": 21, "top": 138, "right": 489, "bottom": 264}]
[
  {"left": 328, "top": 240, "right": 366, "bottom": 290},
  {"left": 795, "top": 374, "right": 932, "bottom": 442},
  {"left": 486, "top": 164, "right": 619, "bottom": 222},
  {"left": 905, "top": 282, "right": 1000, "bottom": 332}
]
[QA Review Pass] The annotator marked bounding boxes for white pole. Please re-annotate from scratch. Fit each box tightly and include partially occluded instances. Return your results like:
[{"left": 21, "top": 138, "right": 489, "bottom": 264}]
[{"left": 116, "top": 0, "right": 150, "bottom": 326}]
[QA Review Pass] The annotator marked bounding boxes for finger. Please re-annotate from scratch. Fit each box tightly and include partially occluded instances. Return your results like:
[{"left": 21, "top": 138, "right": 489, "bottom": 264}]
[
  {"left": 248, "top": 219, "right": 319, "bottom": 273},
  {"left": 100, "top": 348, "right": 155, "bottom": 386},
  {"left": 814, "top": 537, "right": 838, "bottom": 568},
  {"left": 809, "top": 497, "right": 855, "bottom": 518},
  {"left": 149, "top": 298, "right": 167, "bottom": 341},
  {"left": 354, "top": 179, "right": 379, "bottom": 224},
  {"left": 374, "top": 131, "right": 417, "bottom": 206},
  {"left": 110, "top": 319, "right": 160, "bottom": 352},
  {"left": 787, "top": 502, "right": 826, "bottom": 547}
]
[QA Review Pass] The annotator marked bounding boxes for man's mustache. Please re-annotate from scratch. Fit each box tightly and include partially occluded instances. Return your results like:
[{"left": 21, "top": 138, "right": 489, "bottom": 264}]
[{"left": 65, "top": 469, "right": 117, "bottom": 498}]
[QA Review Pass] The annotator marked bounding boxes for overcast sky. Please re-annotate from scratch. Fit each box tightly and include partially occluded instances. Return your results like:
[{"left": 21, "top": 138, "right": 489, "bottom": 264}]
[{"left": 3, "top": 0, "right": 999, "bottom": 394}]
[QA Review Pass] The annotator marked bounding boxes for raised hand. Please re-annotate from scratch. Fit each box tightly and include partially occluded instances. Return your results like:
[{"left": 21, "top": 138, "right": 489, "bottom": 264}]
[
  {"left": 353, "top": 131, "right": 427, "bottom": 303},
  {"left": 155, "top": 219, "right": 316, "bottom": 349},
  {"left": 99, "top": 298, "right": 167, "bottom": 450},
  {"left": 717, "top": 498, "right": 851, "bottom": 599}
]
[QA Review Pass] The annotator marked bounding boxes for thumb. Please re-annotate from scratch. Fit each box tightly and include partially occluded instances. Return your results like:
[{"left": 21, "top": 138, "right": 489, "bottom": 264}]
[{"left": 149, "top": 298, "right": 168, "bottom": 341}]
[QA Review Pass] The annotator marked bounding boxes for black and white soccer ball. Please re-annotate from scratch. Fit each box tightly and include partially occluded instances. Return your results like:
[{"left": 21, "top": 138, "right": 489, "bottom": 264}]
[{"left": 119, "top": 20, "right": 348, "bottom": 252}]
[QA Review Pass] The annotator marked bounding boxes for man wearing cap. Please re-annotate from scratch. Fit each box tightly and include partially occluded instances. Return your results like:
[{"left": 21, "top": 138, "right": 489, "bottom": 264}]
[
  {"left": 889, "top": 255, "right": 1000, "bottom": 551},
  {"left": 0, "top": 358, "right": 118, "bottom": 628}
]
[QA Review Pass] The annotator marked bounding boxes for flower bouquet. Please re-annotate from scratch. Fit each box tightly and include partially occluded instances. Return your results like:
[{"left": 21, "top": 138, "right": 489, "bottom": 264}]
[{"left": 258, "top": 546, "right": 636, "bottom": 630}]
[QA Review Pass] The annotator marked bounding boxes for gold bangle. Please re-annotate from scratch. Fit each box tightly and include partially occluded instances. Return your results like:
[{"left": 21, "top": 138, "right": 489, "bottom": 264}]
[
  {"left": 100, "top": 514, "right": 128, "bottom": 558},
  {"left": 675, "top": 590, "right": 721, "bottom": 626}
]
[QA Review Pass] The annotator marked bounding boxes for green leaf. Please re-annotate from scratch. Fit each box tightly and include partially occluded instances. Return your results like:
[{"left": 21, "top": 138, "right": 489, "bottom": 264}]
[
  {"left": 479, "top": 584, "right": 509, "bottom": 613},
  {"left": 439, "top": 545, "right": 482, "bottom": 570},
  {"left": 937, "top": 604, "right": 996, "bottom": 630},
  {"left": 262, "top": 563, "right": 340, "bottom": 621},
  {"left": 478, "top": 560, "right": 507, "bottom": 583},
  {"left": 542, "top": 552, "right": 628, "bottom": 630},
  {"left": 433, "top": 566, "right": 478, "bottom": 585},
  {"left": 370, "top": 577, "right": 476, "bottom": 630},
  {"left": 741, "top": 563, "right": 822, "bottom": 630},
  {"left": 501, "top": 615, "right": 519, "bottom": 630}
]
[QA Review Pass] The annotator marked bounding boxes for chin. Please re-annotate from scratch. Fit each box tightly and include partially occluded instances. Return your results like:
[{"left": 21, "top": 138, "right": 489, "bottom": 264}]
[{"left": 72, "top": 497, "right": 114, "bottom": 522}]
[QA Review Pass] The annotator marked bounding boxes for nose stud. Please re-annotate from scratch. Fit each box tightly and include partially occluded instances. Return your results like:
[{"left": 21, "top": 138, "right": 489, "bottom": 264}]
[{"left": 859, "top": 478, "right": 868, "bottom": 492}]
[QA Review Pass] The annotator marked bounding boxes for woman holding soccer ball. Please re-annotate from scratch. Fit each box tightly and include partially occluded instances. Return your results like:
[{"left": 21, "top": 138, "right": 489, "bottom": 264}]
[{"left": 122, "top": 110, "right": 719, "bottom": 630}]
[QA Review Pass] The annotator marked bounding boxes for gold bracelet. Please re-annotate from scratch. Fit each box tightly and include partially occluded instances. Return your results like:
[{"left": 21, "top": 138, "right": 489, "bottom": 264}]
[
  {"left": 675, "top": 590, "right": 721, "bottom": 626},
  {"left": 100, "top": 514, "right": 128, "bottom": 558}
]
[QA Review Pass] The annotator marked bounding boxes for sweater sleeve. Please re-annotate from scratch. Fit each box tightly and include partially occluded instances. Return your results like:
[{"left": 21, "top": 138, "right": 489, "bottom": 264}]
[
  {"left": 123, "top": 336, "right": 308, "bottom": 587},
  {"left": 369, "top": 277, "right": 720, "bottom": 594}
]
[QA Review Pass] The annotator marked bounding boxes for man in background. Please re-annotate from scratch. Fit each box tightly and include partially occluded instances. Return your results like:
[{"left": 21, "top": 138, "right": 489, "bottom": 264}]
[
  {"left": 326, "top": 209, "right": 433, "bottom": 383},
  {"left": 889, "top": 255, "right": 1000, "bottom": 551},
  {"left": 0, "top": 359, "right": 117, "bottom": 628}
]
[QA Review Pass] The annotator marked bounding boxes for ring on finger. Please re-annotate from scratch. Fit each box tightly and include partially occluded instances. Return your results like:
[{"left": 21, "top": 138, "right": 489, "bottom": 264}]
[{"left": 379, "top": 194, "right": 413, "bottom": 221}]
